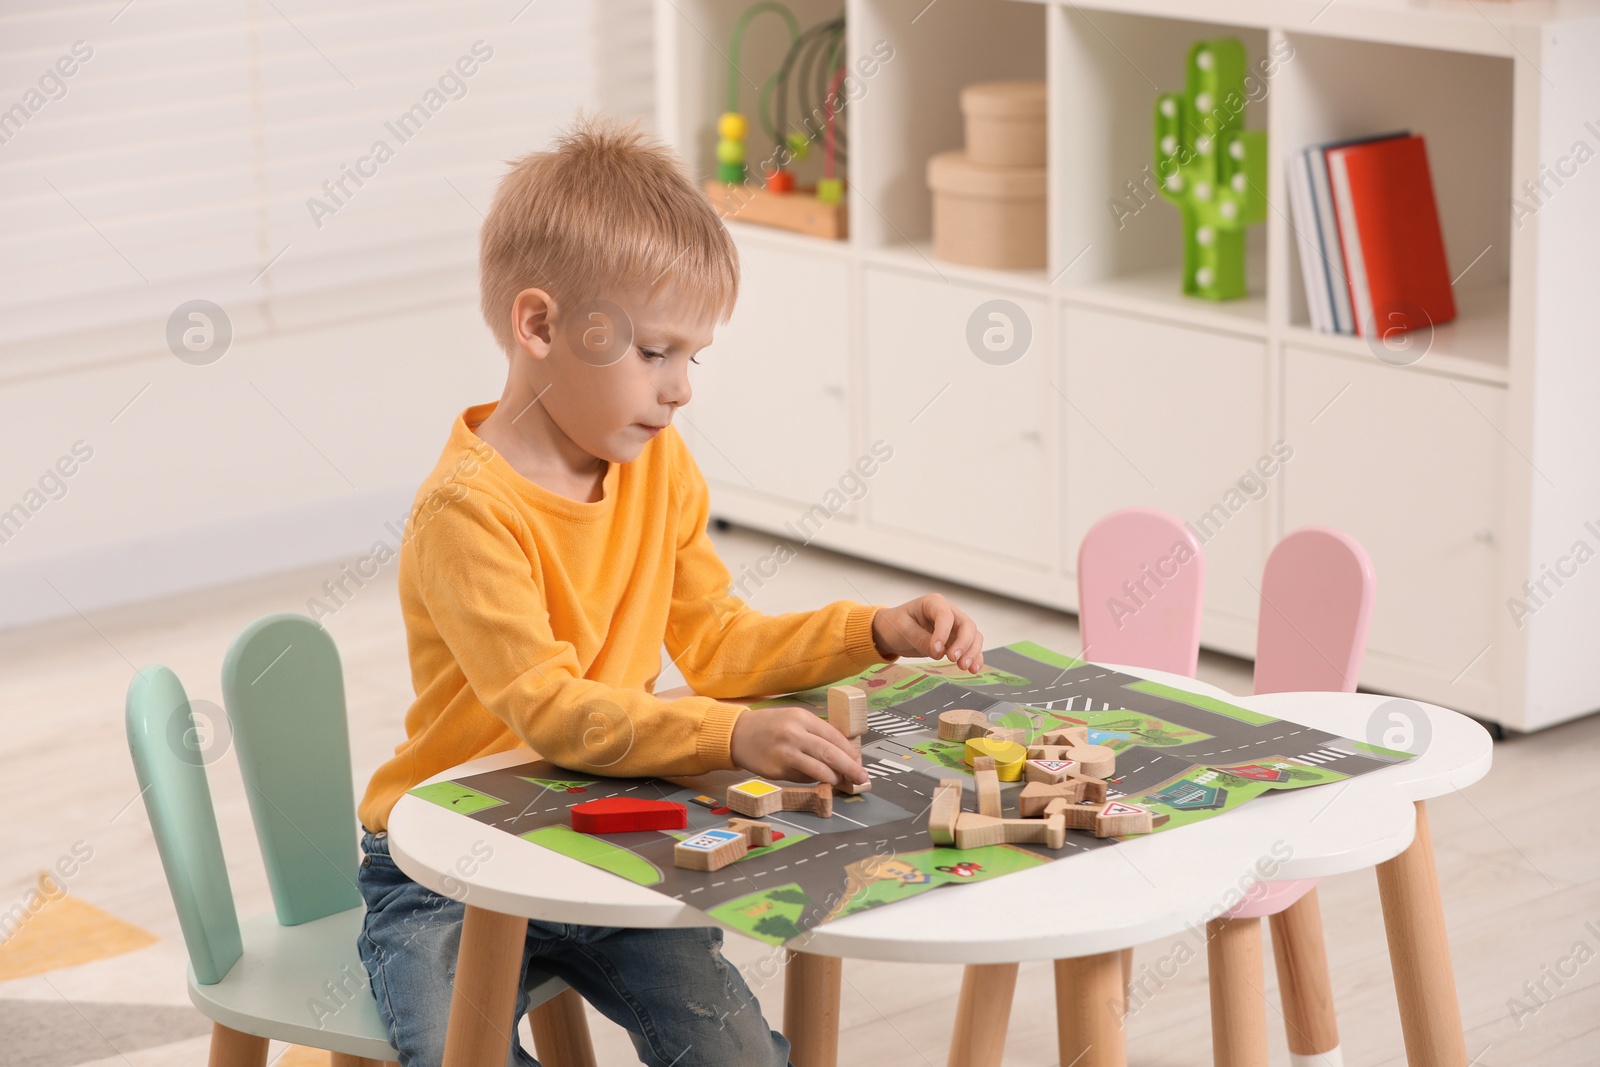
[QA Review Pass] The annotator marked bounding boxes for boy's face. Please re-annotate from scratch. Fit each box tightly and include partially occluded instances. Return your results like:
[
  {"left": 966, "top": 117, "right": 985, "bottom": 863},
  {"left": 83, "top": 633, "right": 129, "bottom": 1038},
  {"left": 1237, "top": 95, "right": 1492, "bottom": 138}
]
[{"left": 525, "top": 283, "right": 717, "bottom": 465}]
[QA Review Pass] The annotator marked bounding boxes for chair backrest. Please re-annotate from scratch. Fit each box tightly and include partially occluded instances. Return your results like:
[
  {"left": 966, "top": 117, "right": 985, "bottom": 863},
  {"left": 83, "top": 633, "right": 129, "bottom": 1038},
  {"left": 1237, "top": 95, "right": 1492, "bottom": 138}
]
[
  {"left": 125, "top": 665, "right": 243, "bottom": 985},
  {"left": 222, "top": 614, "right": 362, "bottom": 926},
  {"left": 1076, "top": 507, "right": 1206, "bottom": 677},
  {"left": 1253, "top": 526, "right": 1375, "bottom": 695}
]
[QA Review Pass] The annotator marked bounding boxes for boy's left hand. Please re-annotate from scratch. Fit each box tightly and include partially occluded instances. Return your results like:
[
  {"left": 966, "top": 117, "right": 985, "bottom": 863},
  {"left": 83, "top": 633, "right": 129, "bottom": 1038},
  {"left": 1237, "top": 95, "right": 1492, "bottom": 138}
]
[{"left": 871, "top": 594, "right": 985, "bottom": 672}]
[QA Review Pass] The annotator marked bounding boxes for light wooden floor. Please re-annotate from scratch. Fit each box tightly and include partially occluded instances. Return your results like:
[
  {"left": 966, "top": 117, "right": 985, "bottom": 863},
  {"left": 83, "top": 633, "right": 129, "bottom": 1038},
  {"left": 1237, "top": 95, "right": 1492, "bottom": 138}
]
[{"left": 1, "top": 525, "right": 1596, "bottom": 1065}]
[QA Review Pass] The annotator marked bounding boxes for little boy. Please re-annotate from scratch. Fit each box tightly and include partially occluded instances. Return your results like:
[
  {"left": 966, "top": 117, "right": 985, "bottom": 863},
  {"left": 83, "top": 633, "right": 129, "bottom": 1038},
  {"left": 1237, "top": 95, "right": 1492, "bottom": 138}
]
[{"left": 355, "top": 113, "right": 987, "bottom": 1067}]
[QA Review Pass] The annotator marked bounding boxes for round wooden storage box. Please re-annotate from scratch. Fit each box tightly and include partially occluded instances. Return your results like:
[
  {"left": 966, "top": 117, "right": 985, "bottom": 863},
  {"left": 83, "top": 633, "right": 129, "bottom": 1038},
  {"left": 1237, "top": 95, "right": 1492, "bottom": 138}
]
[
  {"left": 961, "top": 80, "right": 1046, "bottom": 168},
  {"left": 927, "top": 150, "right": 1046, "bottom": 269}
]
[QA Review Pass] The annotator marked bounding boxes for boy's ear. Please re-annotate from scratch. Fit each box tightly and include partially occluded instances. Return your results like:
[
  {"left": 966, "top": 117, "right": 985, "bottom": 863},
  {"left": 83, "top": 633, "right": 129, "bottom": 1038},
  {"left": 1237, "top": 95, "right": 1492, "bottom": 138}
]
[{"left": 510, "top": 287, "right": 557, "bottom": 359}]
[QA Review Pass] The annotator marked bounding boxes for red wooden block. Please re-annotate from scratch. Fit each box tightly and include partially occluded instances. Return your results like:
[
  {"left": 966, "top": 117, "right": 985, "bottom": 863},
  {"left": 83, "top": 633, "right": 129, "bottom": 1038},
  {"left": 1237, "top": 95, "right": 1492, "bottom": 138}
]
[{"left": 570, "top": 797, "right": 687, "bottom": 834}]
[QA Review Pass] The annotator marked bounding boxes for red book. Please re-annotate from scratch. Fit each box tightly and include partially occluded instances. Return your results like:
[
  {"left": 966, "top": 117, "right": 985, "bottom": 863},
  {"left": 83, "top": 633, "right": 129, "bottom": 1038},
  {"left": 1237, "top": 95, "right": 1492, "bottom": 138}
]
[
  {"left": 570, "top": 797, "right": 687, "bottom": 834},
  {"left": 1326, "top": 134, "right": 1456, "bottom": 337}
]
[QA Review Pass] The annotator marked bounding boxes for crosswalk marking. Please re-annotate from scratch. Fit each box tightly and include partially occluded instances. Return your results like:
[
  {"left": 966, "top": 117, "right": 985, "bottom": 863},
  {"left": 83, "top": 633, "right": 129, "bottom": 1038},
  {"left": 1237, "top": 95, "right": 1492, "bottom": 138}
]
[
  {"left": 865, "top": 759, "right": 913, "bottom": 779},
  {"left": 868, "top": 712, "right": 926, "bottom": 736}
]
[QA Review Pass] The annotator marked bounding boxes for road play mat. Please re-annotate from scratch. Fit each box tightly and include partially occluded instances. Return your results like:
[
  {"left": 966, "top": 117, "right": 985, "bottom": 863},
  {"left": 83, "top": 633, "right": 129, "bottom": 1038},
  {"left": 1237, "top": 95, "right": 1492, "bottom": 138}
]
[{"left": 407, "top": 641, "right": 1412, "bottom": 945}]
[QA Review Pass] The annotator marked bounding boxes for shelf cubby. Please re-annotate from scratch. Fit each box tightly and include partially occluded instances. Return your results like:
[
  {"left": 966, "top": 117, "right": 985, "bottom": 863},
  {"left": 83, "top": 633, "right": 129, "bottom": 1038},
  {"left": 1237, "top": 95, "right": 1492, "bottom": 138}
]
[
  {"left": 1270, "top": 32, "right": 1513, "bottom": 366},
  {"left": 849, "top": 0, "right": 1047, "bottom": 255},
  {"left": 1052, "top": 6, "right": 1271, "bottom": 328}
]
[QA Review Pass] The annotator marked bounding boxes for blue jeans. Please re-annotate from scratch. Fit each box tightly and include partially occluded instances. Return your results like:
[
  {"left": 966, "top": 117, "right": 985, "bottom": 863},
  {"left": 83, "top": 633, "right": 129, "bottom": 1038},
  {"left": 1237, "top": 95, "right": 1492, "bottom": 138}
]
[{"left": 356, "top": 830, "right": 792, "bottom": 1067}]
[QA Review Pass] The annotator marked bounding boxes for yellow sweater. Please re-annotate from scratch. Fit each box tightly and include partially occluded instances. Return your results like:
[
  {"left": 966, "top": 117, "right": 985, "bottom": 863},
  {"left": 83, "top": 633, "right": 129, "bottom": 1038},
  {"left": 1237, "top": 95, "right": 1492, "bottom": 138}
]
[{"left": 358, "top": 401, "right": 890, "bottom": 832}]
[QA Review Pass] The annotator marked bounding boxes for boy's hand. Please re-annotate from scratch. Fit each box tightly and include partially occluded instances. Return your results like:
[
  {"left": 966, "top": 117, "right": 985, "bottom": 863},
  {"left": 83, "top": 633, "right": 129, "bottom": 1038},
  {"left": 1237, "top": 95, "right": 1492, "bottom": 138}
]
[
  {"left": 871, "top": 594, "right": 986, "bottom": 672},
  {"left": 730, "top": 706, "right": 869, "bottom": 788}
]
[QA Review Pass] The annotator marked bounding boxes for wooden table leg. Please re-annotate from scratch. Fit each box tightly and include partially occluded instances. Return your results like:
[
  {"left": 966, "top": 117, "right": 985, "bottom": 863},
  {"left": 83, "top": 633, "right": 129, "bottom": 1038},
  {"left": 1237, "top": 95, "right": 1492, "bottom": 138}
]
[
  {"left": 1207, "top": 917, "right": 1269, "bottom": 1067},
  {"left": 947, "top": 962, "right": 1019, "bottom": 1067},
  {"left": 1054, "top": 951, "right": 1127, "bottom": 1067},
  {"left": 785, "top": 950, "right": 842, "bottom": 1067},
  {"left": 208, "top": 1022, "right": 267, "bottom": 1067},
  {"left": 441, "top": 905, "right": 529, "bottom": 1067},
  {"left": 1268, "top": 888, "right": 1342, "bottom": 1066},
  {"left": 529, "top": 987, "right": 599, "bottom": 1067},
  {"left": 1376, "top": 800, "right": 1468, "bottom": 1067}
]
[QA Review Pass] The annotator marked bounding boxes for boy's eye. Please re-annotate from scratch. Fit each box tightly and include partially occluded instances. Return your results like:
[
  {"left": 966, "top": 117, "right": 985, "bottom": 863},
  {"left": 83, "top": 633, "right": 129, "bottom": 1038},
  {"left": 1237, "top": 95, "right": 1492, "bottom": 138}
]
[{"left": 639, "top": 348, "right": 665, "bottom": 361}]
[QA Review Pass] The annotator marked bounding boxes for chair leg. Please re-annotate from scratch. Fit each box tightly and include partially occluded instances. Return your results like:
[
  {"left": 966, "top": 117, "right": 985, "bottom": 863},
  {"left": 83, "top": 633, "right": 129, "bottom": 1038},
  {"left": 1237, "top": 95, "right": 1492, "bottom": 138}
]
[
  {"left": 1206, "top": 917, "right": 1269, "bottom": 1067},
  {"left": 1376, "top": 800, "right": 1469, "bottom": 1067},
  {"left": 1119, "top": 946, "right": 1133, "bottom": 992},
  {"left": 784, "top": 950, "right": 842, "bottom": 1067},
  {"left": 947, "top": 962, "right": 1019, "bottom": 1067},
  {"left": 1268, "top": 888, "right": 1343, "bottom": 1066},
  {"left": 1054, "top": 951, "right": 1126, "bottom": 1067},
  {"left": 441, "top": 905, "right": 529, "bottom": 1067},
  {"left": 529, "top": 987, "right": 598, "bottom": 1067},
  {"left": 208, "top": 1023, "right": 268, "bottom": 1067}
]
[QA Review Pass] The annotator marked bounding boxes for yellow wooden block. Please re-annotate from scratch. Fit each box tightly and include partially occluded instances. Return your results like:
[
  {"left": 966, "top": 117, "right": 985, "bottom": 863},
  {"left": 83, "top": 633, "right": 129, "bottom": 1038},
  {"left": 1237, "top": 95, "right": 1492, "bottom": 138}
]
[{"left": 964, "top": 736, "right": 1027, "bottom": 781}]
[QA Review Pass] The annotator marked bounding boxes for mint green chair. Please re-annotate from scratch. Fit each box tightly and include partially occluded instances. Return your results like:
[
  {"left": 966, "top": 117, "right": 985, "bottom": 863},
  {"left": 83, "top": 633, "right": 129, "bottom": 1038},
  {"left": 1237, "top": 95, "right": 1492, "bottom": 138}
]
[{"left": 127, "top": 613, "right": 578, "bottom": 1066}]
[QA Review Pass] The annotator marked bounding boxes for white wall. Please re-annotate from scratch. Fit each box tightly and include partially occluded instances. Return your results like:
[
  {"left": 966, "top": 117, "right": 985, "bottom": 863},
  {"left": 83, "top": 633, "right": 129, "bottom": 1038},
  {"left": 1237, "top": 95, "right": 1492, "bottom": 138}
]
[{"left": 0, "top": 0, "right": 655, "bottom": 630}]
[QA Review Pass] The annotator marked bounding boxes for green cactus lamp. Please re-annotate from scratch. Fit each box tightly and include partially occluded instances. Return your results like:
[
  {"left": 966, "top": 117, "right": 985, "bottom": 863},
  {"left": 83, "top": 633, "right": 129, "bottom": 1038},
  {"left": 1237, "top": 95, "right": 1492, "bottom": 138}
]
[{"left": 1154, "top": 39, "right": 1267, "bottom": 301}]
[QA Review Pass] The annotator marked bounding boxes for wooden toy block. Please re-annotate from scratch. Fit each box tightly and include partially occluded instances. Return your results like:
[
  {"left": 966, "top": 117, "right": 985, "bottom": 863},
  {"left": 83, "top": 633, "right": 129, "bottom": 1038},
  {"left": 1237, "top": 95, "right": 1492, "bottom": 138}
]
[
  {"left": 964, "top": 736, "right": 1028, "bottom": 781},
  {"left": 726, "top": 818, "right": 775, "bottom": 848},
  {"left": 938, "top": 708, "right": 991, "bottom": 741},
  {"left": 1024, "top": 758, "right": 1078, "bottom": 785},
  {"left": 1073, "top": 775, "right": 1110, "bottom": 804},
  {"left": 828, "top": 685, "right": 869, "bottom": 737},
  {"left": 928, "top": 778, "right": 963, "bottom": 846},
  {"left": 973, "top": 760, "right": 1002, "bottom": 819},
  {"left": 1094, "top": 800, "right": 1155, "bottom": 838},
  {"left": 569, "top": 797, "right": 687, "bottom": 834},
  {"left": 1153, "top": 812, "right": 1171, "bottom": 828},
  {"left": 1066, "top": 743, "right": 1116, "bottom": 779},
  {"left": 1044, "top": 811, "right": 1067, "bottom": 849},
  {"left": 999, "top": 817, "right": 1051, "bottom": 845},
  {"left": 673, "top": 828, "right": 748, "bottom": 872},
  {"left": 725, "top": 778, "right": 783, "bottom": 818},
  {"left": 1061, "top": 803, "right": 1105, "bottom": 831},
  {"left": 835, "top": 769, "right": 872, "bottom": 796},
  {"left": 1019, "top": 781, "right": 1081, "bottom": 817},
  {"left": 1026, "top": 744, "right": 1072, "bottom": 761},
  {"left": 1039, "top": 728, "right": 1085, "bottom": 746},
  {"left": 781, "top": 783, "right": 833, "bottom": 818},
  {"left": 953, "top": 812, "right": 1006, "bottom": 849},
  {"left": 986, "top": 726, "right": 1031, "bottom": 746},
  {"left": 1043, "top": 797, "right": 1071, "bottom": 817}
]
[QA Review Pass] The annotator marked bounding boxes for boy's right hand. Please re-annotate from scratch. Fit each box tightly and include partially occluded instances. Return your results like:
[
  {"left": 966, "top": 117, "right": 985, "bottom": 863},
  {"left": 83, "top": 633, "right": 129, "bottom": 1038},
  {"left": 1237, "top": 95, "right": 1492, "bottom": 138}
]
[{"left": 730, "top": 705, "right": 869, "bottom": 788}]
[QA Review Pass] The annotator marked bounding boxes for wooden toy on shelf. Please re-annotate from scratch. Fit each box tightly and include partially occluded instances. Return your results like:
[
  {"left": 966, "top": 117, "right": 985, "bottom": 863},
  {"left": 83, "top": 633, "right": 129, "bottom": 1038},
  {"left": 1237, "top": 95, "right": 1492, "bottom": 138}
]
[
  {"left": 674, "top": 828, "right": 748, "bottom": 872},
  {"left": 705, "top": 7, "right": 849, "bottom": 239},
  {"left": 828, "top": 684, "right": 871, "bottom": 795},
  {"left": 569, "top": 798, "right": 687, "bottom": 834}
]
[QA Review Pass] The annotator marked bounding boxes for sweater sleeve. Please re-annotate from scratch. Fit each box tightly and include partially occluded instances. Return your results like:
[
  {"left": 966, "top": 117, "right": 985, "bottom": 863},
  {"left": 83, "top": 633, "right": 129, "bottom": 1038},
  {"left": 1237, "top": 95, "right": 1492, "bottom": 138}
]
[
  {"left": 415, "top": 485, "right": 745, "bottom": 777},
  {"left": 663, "top": 433, "right": 893, "bottom": 699}
]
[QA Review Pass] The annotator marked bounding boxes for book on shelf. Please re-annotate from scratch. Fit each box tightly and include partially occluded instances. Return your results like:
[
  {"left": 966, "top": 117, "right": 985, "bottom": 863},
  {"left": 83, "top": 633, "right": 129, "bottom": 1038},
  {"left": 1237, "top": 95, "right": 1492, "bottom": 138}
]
[
  {"left": 1327, "top": 134, "right": 1456, "bottom": 338},
  {"left": 1290, "top": 131, "right": 1455, "bottom": 339}
]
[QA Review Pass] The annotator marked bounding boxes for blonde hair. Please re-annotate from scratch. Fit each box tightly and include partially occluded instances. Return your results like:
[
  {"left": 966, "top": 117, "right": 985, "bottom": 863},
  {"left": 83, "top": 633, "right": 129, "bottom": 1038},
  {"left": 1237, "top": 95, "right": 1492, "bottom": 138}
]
[{"left": 479, "top": 112, "right": 740, "bottom": 355}]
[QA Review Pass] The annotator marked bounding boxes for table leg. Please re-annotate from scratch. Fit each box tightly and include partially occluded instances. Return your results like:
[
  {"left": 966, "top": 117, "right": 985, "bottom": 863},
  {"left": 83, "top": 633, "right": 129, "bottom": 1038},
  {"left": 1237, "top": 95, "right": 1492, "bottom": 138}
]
[
  {"left": 1268, "top": 888, "right": 1342, "bottom": 1066},
  {"left": 1207, "top": 917, "right": 1268, "bottom": 1067},
  {"left": 1054, "top": 951, "right": 1127, "bottom": 1067},
  {"left": 442, "top": 905, "right": 528, "bottom": 1067},
  {"left": 529, "top": 987, "right": 599, "bottom": 1067},
  {"left": 1376, "top": 800, "right": 1468, "bottom": 1067},
  {"left": 784, "top": 950, "right": 842, "bottom": 1067},
  {"left": 207, "top": 1022, "right": 267, "bottom": 1067},
  {"left": 947, "top": 963, "right": 1019, "bottom": 1067}
]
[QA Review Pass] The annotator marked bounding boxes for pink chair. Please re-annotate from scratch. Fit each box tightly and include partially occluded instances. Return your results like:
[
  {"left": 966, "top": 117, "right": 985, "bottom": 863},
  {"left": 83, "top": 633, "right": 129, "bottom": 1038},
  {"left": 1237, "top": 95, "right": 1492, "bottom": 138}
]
[
  {"left": 945, "top": 508, "right": 1206, "bottom": 1067},
  {"left": 1208, "top": 527, "right": 1375, "bottom": 1067},
  {"left": 1074, "top": 506, "right": 1206, "bottom": 676}
]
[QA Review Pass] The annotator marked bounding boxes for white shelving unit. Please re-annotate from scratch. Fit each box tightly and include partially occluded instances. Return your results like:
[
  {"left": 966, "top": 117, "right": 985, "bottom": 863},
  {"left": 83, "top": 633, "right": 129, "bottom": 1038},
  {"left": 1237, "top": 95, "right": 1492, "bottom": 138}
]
[{"left": 655, "top": 0, "right": 1600, "bottom": 730}]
